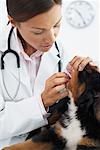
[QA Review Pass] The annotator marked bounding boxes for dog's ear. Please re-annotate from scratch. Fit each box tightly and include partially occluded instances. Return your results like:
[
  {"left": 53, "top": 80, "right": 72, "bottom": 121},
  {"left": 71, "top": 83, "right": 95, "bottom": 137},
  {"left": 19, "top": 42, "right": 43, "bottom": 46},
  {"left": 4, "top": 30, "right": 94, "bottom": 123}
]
[
  {"left": 78, "top": 64, "right": 100, "bottom": 91},
  {"left": 69, "top": 64, "right": 100, "bottom": 102}
]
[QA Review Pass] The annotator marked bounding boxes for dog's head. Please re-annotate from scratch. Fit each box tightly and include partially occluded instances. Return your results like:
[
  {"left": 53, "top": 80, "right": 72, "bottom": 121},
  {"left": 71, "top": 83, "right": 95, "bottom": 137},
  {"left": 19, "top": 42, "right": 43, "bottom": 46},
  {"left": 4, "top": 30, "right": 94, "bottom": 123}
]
[{"left": 48, "top": 65, "right": 100, "bottom": 127}]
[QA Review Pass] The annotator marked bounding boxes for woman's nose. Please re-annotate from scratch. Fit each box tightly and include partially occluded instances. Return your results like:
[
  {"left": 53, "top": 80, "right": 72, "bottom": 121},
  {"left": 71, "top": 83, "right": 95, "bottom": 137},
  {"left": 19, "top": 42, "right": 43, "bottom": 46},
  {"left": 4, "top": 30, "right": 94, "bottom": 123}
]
[{"left": 43, "top": 28, "right": 56, "bottom": 43}]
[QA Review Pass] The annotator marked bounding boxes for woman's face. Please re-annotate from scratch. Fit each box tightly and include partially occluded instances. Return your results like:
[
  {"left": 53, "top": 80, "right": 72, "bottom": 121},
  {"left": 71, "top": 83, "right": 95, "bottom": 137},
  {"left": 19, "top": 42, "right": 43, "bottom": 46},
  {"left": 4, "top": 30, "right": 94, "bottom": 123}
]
[{"left": 17, "top": 5, "right": 62, "bottom": 52}]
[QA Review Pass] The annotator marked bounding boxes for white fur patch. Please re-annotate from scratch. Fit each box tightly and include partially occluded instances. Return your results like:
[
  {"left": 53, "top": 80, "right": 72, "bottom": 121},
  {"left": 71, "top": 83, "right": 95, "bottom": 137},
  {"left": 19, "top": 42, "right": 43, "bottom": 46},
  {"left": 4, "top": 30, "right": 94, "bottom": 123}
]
[{"left": 60, "top": 92, "right": 85, "bottom": 150}]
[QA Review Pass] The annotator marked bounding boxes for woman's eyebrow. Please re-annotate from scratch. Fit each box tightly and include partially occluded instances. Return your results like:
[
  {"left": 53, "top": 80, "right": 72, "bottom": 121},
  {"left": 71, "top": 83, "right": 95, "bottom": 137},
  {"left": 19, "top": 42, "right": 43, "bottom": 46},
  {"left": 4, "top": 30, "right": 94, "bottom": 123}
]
[{"left": 31, "top": 17, "right": 62, "bottom": 30}]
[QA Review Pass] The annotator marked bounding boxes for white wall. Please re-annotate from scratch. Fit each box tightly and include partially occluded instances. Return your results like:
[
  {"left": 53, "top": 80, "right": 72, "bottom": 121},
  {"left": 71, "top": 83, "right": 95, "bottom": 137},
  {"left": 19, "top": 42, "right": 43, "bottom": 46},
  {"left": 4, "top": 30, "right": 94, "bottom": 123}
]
[
  {"left": 0, "top": 0, "right": 8, "bottom": 28},
  {"left": 58, "top": 0, "right": 100, "bottom": 65}
]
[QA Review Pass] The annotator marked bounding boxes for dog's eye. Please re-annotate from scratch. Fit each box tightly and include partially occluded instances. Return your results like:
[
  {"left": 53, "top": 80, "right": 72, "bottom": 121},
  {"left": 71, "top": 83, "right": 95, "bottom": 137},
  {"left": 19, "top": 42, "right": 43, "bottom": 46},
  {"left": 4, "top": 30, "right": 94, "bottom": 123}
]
[
  {"left": 94, "top": 92, "right": 100, "bottom": 98},
  {"left": 94, "top": 95, "right": 99, "bottom": 98}
]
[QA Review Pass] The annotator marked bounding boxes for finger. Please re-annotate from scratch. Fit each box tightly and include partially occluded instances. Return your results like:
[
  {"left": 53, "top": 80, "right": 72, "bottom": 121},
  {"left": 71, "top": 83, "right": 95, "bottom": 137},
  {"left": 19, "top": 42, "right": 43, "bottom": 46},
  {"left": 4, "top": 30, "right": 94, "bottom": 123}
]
[
  {"left": 55, "top": 89, "right": 69, "bottom": 102},
  {"left": 69, "top": 56, "right": 80, "bottom": 66},
  {"left": 71, "top": 57, "right": 85, "bottom": 71},
  {"left": 47, "top": 84, "right": 66, "bottom": 96},
  {"left": 48, "top": 72, "right": 67, "bottom": 80},
  {"left": 65, "top": 63, "right": 73, "bottom": 76},
  {"left": 45, "top": 86, "right": 69, "bottom": 106},
  {"left": 78, "top": 57, "right": 92, "bottom": 71},
  {"left": 89, "top": 61, "right": 100, "bottom": 72},
  {"left": 50, "top": 87, "right": 69, "bottom": 102},
  {"left": 47, "top": 76, "right": 69, "bottom": 89},
  {"left": 54, "top": 84, "right": 66, "bottom": 93}
]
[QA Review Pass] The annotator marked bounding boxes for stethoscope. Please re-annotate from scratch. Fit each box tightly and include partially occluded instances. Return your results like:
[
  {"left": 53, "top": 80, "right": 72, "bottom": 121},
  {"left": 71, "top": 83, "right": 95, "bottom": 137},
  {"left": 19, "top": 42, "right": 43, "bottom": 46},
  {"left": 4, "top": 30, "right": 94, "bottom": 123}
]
[{"left": 1, "top": 27, "right": 61, "bottom": 100}]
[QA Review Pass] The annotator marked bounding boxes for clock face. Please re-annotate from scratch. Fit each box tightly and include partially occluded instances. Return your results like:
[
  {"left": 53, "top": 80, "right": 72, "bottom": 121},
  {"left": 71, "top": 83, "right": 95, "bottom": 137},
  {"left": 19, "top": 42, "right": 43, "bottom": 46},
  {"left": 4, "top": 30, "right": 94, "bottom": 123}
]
[{"left": 65, "top": 0, "right": 95, "bottom": 29}]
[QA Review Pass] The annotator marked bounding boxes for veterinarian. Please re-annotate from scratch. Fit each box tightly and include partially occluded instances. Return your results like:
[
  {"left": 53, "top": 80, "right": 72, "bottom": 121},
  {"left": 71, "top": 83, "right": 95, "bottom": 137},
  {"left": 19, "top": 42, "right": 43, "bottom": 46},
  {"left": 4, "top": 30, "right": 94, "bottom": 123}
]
[{"left": 0, "top": 0, "right": 98, "bottom": 149}]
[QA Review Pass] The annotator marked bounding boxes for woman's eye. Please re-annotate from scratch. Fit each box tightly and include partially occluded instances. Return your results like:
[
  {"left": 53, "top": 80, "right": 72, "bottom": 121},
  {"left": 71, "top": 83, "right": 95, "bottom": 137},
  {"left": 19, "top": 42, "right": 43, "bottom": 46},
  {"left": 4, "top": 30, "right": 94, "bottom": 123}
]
[
  {"left": 31, "top": 30, "right": 44, "bottom": 35},
  {"left": 54, "top": 24, "right": 60, "bottom": 28}
]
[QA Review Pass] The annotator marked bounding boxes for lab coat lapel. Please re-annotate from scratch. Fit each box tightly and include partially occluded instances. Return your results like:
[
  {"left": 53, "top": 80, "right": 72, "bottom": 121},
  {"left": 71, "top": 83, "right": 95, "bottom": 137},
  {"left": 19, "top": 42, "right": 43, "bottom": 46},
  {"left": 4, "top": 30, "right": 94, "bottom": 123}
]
[{"left": 34, "top": 45, "right": 60, "bottom": 93}]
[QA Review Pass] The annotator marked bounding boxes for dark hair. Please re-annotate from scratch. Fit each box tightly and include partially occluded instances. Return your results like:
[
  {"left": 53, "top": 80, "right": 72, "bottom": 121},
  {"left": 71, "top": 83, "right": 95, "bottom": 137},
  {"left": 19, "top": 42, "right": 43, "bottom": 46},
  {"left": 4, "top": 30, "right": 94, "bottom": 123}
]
[{"left": 6, "top": 0, "right": 62, "bottom": 22}]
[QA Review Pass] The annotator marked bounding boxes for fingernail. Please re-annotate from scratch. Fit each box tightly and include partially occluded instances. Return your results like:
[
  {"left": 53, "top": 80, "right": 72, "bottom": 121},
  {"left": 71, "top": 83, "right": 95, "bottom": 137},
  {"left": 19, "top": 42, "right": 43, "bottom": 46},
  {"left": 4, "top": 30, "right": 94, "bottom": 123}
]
[
  {"left": 78, "top": 66, "right": 83, "bottom": 71},
  {"left": 65, "top": 71, "right": 72, "bottom": 79},
  {"left": 89, "top": 62, "right": 97, "bottom": 67},
  {"left": 67, "top": 63, "right": 73, "bottom": 71},
  {"left": 59, "top": 88, "right": 66, "bottom": 94},
  {"left": 64, "top": 63, "right": 73, "bottom": 78}
]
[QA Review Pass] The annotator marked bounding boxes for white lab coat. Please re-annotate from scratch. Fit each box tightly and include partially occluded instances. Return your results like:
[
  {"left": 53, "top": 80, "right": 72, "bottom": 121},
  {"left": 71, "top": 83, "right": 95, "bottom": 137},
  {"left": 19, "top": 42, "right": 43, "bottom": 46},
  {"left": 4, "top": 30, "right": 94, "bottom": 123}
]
[{"left": 0, "top": 26, "right": 67, "bottom": 149}]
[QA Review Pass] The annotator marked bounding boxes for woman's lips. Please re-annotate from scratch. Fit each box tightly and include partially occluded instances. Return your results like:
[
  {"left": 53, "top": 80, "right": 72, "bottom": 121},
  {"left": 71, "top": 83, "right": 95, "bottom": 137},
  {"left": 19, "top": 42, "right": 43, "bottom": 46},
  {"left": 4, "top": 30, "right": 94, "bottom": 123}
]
[{"left": 42, "top": 44, "right": 53, "bottom": 48}]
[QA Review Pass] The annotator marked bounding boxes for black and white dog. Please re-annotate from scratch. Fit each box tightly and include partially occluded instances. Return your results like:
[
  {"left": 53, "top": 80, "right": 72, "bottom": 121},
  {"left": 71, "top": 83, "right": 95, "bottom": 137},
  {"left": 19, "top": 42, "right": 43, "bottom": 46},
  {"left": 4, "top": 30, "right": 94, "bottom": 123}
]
[{"left": 3, "top": 65, "right": 100, "bottom": 150}]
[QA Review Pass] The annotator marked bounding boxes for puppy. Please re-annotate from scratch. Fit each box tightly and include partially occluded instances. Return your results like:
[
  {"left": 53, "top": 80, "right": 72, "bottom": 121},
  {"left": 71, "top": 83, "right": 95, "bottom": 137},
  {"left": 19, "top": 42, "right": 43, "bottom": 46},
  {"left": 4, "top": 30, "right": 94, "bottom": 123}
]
[{"left": 3, "top": 65, "right": 100, "bottom": 150}]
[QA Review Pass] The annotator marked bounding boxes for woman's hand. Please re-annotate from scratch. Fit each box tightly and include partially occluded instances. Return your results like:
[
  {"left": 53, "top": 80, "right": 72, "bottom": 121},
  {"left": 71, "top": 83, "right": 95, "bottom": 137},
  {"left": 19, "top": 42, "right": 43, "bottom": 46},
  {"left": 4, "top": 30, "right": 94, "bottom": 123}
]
[
  {"left": 41, "top": 72, "right": 70, "bottom": 109},
  {"left": 65, "top": 56, "right": 99, "bottom": 101},
  {"left": 69, "top": 56, "right": 99, "bottom": 72}
]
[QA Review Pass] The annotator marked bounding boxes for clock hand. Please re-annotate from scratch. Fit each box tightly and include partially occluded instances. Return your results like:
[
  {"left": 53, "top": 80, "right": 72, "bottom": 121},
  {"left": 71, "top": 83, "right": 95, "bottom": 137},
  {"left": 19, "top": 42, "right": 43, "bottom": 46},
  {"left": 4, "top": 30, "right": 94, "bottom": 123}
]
[{"left": 72, "top": 8, "right": 86, "bottom": 25}]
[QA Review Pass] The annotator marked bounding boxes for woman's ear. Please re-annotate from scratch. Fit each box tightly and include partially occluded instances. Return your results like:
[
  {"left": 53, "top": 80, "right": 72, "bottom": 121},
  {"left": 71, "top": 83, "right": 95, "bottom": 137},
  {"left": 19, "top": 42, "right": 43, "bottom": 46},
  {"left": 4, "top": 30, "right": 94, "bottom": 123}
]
[{"left": 8, "top": 15, "right": 16, "bottom": 27}]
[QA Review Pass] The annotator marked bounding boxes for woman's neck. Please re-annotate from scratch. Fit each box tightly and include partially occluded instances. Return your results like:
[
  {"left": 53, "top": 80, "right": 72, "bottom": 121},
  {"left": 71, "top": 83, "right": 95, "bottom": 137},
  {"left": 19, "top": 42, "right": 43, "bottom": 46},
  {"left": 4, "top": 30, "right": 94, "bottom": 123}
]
[
  {"left": 17, "top": 30, "right": 37, "bottom": 56},
  {"left": 24, "top": 43, "right": 37, "bottom": 56}
]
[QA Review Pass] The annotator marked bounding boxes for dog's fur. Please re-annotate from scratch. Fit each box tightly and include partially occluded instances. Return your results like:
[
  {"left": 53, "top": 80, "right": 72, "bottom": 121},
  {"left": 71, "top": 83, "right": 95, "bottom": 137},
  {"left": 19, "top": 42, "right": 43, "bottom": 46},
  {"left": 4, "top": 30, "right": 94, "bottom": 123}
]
[{"left": 3, "top": 65, "right": 100, "bottom": 150}]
